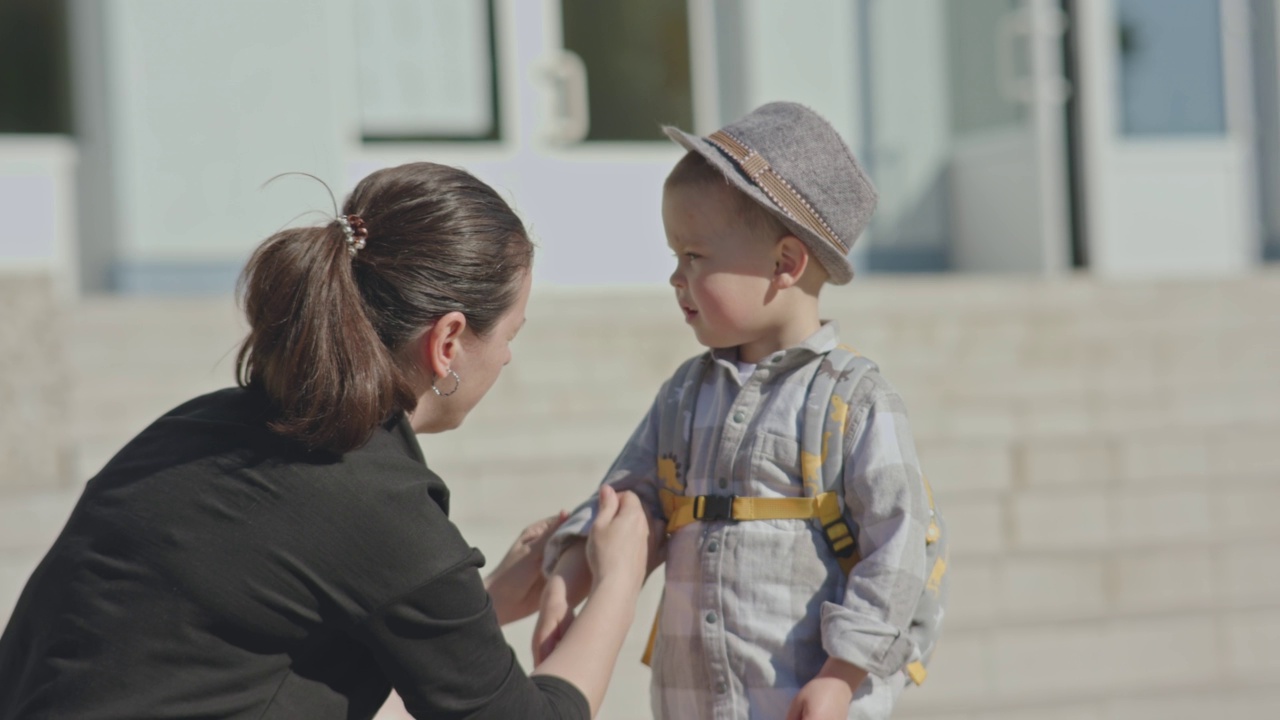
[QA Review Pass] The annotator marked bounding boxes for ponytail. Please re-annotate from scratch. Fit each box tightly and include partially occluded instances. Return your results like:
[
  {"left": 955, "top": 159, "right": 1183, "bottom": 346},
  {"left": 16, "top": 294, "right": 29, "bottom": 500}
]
[
  {"left": 236, "top": 162, "right": 532, "bottom": 453},
  {"left": 236, "top": 223, "right": 415, "bottom": 452}
]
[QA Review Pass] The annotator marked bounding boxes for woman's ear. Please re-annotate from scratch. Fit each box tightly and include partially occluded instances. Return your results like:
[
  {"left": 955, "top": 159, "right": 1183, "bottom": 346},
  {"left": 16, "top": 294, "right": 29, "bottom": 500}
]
[
  {"left": 773, "top": 236, "right": 810, "bottom": 289},
  {"left": 420, "top": 311, "right": 468, "bottom": 380}
]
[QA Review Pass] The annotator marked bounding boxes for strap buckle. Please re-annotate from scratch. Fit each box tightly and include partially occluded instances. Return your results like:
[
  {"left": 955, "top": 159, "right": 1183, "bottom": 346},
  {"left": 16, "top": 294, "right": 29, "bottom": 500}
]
[
  {"left": 694, "top": 494, "right": 736, "bottom": 522},
  {"left": 821, "top": 517, "right": 858, "bottom": 559}
]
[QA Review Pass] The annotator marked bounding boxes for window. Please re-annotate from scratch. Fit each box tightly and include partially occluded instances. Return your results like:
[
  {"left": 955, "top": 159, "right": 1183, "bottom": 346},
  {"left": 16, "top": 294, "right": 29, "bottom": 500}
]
[
  {"left": 1115, "top": 0, "right": 1226, "bottom": 136},
  {"left": 561, "top": 0, "right": 693, "bottom": 141},
  {"left": 356, "top": 0, "right": 500, "bottom": 141},
  {"left": 0, "top": 0, "right": 71, "bottom": 134}
]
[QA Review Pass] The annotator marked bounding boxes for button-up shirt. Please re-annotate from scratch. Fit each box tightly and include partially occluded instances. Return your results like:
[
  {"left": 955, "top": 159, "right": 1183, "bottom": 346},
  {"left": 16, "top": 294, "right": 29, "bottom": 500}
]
[{"left": 545, "top": 323, "right": 931, "bottom": 720}]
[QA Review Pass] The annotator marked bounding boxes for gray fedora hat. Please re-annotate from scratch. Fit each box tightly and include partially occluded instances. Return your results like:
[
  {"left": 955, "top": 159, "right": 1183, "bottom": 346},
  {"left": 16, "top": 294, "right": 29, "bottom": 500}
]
[{"left": 663, "top": 102, "right": 877, "bottom": 285}]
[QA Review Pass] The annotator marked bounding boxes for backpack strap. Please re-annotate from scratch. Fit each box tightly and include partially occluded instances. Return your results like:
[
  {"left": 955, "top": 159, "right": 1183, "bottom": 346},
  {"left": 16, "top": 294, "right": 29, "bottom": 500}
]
[
  {"left": 806, "top": 344, "right": 946, "bottom": 686},
  {"left": 644, "top": 353, "right": 709, "bottom": 667},
  {"left": 801, "top": 345, "right": 878, "bottom": 575},
  {"left": 654, "top": 354, "right": 711, "bottom": 522}
]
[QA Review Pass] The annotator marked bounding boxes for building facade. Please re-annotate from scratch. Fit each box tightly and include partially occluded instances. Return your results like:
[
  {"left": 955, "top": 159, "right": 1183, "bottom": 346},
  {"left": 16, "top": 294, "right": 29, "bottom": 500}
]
[{"left": 2, "top": 0, "right": 1278, "bottom": 294}]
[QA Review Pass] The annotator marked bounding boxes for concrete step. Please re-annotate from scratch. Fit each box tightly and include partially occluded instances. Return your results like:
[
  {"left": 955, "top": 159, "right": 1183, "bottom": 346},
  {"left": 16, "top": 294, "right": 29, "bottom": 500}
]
[
  {"left": 1, "top": 272, "right": 68, "bottom": 493},
  {"left": 895, "top": 614, "right": 1280, "bottom": 714},
  {"left": 64, "top": 277, "right": 1280, "bottom": 519},
  {"left": 409, "top": 406, "right": 1280, "bottom": 482},
  {"left": 71, "top": 272, "right": 1280, "bottom": 344},
  {"left": 71, "top": 307, "right": 1280, "bottom": 379},
  {"left": 69, "top": 358, "right": 1280, "bottom": 479}
]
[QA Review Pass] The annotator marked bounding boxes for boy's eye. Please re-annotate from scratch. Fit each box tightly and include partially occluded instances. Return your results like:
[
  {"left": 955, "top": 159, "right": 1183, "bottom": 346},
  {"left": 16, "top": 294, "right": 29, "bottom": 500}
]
[{"left": 684, "top": 252, "right": 701, "bottom": 260}]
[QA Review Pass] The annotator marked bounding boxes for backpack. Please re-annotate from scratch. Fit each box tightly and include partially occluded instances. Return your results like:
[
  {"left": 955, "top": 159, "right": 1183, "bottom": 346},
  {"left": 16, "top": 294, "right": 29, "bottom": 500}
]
[{"left": 645, "top": 345, "right": 947, "bottom": 686}]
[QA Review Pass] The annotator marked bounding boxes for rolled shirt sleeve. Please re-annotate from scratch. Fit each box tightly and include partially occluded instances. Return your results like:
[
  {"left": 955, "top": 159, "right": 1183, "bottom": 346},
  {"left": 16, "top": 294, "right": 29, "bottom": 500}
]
[
  {"left": 820, "top": 391, "right": 931, "bottom": 678},
  {"left": 542, "top": 386, "right": 668, "bottom": 576}
]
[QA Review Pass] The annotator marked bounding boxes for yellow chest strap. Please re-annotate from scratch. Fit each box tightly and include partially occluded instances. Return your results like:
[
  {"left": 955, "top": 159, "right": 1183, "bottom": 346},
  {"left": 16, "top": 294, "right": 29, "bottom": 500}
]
[{"left": 660, "top": 488, "right": 858, "bottom": 572}]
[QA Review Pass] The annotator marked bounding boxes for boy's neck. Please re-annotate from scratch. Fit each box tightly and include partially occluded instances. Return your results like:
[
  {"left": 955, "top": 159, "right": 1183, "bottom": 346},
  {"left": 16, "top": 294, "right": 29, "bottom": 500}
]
[{"left": 736, "top": 302, "right": 823, "bottom": 364}]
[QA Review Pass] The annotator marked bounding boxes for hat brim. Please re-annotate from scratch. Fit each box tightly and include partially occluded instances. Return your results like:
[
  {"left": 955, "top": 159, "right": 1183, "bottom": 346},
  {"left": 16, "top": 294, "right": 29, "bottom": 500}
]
[{"left": 663, "top": 126, "right": 854, "bottom": 285}]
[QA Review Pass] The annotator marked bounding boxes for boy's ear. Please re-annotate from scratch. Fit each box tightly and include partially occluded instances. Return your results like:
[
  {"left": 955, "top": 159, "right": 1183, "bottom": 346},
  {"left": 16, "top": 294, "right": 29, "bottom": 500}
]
[{"left": 773, "top": 235, "right": 810, "bottom": 289}]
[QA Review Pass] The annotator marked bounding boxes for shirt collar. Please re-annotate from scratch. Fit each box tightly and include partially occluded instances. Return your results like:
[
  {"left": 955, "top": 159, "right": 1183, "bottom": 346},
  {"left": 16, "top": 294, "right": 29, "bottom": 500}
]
[{"left": 707, "top": 321, "right": 840, "bottom": 381}]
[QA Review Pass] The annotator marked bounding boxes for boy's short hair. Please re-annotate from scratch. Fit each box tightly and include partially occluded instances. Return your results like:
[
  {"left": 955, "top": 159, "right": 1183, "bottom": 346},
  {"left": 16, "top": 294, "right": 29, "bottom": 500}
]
[{"left": 665, "top": 151, "right": 789, "bottom": 241}]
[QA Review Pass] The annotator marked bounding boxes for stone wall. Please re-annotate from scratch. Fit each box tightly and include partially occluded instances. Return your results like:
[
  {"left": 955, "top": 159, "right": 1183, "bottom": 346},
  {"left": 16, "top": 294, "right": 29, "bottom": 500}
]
[{"left": 2, "top": 273, "right": 1278, "bottom": 719}]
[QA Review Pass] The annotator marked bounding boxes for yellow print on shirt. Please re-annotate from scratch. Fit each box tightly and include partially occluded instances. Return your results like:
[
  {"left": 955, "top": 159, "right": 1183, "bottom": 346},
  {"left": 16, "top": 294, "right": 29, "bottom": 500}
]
[
  {"left": 830, "top": 395, "right": 850, "bottom": 439},
  {"left": 801, "top": 431, "right": 831, "bottom": 496},
  {"left": 657, "top": 454, "right": 682, "bottom": 493},
  {"left": 802, "top": 395, "right": 850, "bottom": 496}
]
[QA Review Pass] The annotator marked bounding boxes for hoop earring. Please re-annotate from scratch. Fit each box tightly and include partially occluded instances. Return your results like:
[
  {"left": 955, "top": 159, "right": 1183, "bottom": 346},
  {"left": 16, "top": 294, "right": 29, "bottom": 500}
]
[{"left": 432, "top": 369, "right": 461, "bottom": 397}]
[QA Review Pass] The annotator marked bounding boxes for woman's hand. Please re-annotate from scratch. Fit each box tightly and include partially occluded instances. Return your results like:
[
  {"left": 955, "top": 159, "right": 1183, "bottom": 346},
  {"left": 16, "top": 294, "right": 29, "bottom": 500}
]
[
  {"left": 484, "top": 511, "right": 567, "bottom": 625},
  {"left": 585, "top": 486, "right": 649, "bottom": 594},
  {"left": 533, "top": 490, "right": 666, "bottom": 665},
  {"left": 531, "top": 486, "right": 649, "bottom": 716}
]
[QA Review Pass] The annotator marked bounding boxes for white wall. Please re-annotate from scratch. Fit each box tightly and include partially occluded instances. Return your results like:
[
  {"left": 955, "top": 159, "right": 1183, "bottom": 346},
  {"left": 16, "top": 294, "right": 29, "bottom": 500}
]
[
  {"left": 71, "top": 0, "right": 1270, "bottom": 293},
  {"left": 76, "top": 0, "right": 351, "bottom": 293},
  {"left": 0, "top": 136, "right": 78, "bottom": 297},
  {"left": 863, "top": 0, "right": 952, "bottom": 262},
  {"left": 729, "top": 0, "right": 862, "bottom": 142},
  {"left": 348, "top": 0, "right": 682, "bottom": 289},
  {"left": 353, "top": 0, "right": 871, "bottom": 288}
]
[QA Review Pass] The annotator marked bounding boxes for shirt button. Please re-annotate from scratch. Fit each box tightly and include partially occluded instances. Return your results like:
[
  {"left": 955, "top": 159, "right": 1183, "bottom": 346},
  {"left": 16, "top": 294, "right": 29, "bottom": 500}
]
[
  {"left": 718, "top": 478, "right": 728, "bottom": 489},
  {"left": 707, "top": 540, "right": 719, "bottom": 553},
  {"left": 705, "top": 612, "right": 718, "bottom": 624},
  {"left": 715, "top": 681, "right": 728, "bottom": 694},
  {"left": 732, "top": 411, "right": 745, "bottom": 423}
]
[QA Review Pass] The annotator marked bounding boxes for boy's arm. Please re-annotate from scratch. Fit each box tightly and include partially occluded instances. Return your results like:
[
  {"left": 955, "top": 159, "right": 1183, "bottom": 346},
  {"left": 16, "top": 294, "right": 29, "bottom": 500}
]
[
  {"left": 535, "top": 514, "right": 668, "bottom": 664},
  {"left": 819, "top": 390, "right": 931, "bottom": 680},
  {"left": 540, "top": 386, "right": 670, "bottom": 578},
  {"left": 535, "top": 539, "right": 591, "bottom": 664},
  {"left": 785, "top": 658, "right": 869, "bottom": 720},
  {"left": 535, "top": 388, "right": 670, "bottom": 663}
]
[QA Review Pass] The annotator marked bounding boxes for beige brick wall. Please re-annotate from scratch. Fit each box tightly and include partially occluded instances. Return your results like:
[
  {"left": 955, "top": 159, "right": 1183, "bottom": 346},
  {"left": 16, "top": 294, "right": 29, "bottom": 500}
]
[
  {"left": 0, "top": 272, "right": 68, "bottom": 495},
  {"left": 1, "top": 272, "right": 1278, "bottom": 719}
]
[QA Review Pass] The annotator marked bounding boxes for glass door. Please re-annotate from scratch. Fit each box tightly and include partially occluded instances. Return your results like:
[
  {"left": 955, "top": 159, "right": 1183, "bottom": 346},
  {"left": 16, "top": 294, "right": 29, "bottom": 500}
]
[
  {"left": 860, "top": 0, "right": 1072, "bottom": 273},
  {"left": 349, "top": 0, "right": 700, "bottom": 287},
  {"left": 1073, "top": 0, "right": 1257, "bottom": 274},
  {"left": 481, "top": 0, "right": 696, "bottom": 285}
]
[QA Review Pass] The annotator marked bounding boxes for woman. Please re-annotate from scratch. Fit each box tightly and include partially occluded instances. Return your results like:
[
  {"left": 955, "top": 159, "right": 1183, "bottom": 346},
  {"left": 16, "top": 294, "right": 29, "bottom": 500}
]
[{"left": 0, "top": 163, "right": 649, "bottom": 719}]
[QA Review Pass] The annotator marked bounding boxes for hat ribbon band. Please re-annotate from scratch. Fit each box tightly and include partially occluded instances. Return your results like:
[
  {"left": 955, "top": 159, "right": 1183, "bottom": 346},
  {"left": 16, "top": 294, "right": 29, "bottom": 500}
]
[{"left": 706, "top": 130, "right": 848, "bottom": 253}]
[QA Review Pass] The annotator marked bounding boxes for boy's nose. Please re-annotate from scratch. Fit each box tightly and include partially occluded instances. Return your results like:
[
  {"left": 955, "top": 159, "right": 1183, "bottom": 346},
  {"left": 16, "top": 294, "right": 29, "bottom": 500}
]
[{"left": 669, "top": 269, "right": 684, "bottom": 288}]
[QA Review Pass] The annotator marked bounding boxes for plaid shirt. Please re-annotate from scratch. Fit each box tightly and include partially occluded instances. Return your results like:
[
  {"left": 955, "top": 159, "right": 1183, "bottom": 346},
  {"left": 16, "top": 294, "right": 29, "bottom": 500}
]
[{"left": 546, "top": 323, "right": 932, "bottom": 720}]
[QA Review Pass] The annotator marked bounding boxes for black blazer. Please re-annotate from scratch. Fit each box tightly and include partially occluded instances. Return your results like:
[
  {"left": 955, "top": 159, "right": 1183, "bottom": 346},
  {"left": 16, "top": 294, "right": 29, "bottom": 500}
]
[{"left": 0, "top": 387, "right": 586, "bottom": 720}]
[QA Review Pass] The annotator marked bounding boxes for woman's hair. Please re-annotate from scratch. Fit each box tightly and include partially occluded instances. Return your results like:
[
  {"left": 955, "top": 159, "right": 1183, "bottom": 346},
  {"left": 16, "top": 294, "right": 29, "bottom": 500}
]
[{"left": 236, "top": 162, "right": 532, "bottom": 453}]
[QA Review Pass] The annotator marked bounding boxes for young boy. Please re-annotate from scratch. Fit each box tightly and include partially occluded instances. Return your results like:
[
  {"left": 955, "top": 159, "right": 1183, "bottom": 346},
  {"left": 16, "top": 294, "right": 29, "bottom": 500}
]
[{"left": 536, "top": 102, "right": 947, "bottom": 720}]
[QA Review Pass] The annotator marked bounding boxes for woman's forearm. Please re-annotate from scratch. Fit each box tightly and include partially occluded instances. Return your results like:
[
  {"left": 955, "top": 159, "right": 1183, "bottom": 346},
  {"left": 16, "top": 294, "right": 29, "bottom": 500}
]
[{"left": 532, "top": 575, "right": 639, "bottom": 717}]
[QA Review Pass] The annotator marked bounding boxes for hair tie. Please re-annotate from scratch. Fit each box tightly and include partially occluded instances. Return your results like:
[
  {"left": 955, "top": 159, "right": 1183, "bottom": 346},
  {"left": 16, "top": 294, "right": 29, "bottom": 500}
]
[{"left": 336, "top": 214, "right": 369, "bottom": 256}]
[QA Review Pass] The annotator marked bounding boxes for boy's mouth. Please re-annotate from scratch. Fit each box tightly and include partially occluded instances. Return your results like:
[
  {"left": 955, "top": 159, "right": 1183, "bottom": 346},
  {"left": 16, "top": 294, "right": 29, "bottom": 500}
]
[{"left": 679, "top": 303, "right": 698, "bottom": 322}]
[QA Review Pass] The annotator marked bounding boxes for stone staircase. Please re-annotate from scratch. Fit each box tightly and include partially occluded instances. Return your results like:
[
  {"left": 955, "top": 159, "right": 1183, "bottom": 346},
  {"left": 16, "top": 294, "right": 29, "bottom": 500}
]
[{"left": 2, "top": 272, "right": 1278, "bottom": 719}]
